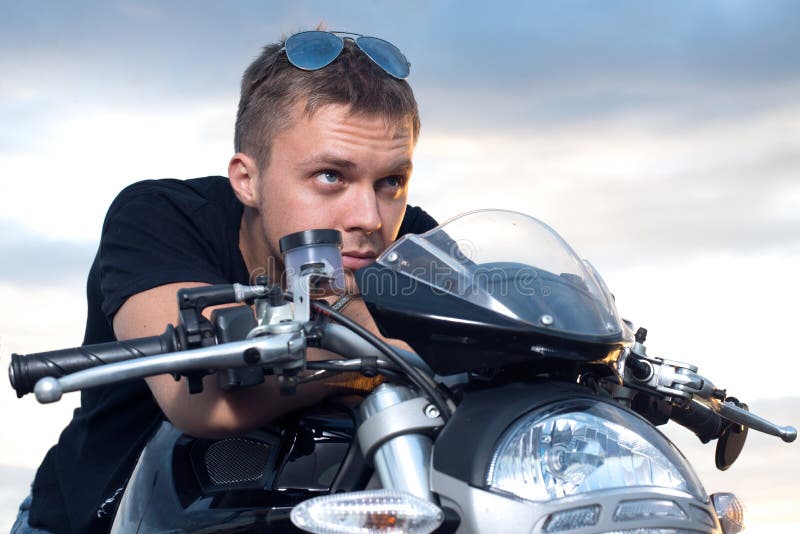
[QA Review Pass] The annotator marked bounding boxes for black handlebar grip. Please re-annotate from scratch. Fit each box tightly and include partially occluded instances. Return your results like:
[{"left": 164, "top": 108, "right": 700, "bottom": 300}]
[
  {"left": 9, "top": 325, "right": 179, "bottom": 398},
  {"left": 671, "top": 401, "right": 725, "bottom": 443}
]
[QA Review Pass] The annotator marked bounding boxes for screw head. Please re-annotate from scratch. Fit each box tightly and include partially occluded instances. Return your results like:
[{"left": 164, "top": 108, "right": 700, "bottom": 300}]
[
  {"left": 386, "top": 251, "right": 399, "bottom": 263},
  {"left": 540, "top": 314, "right": 554, "bottom": 326},
  {"left": 424, "top": 404, "right": 440, "bottom": 419}
]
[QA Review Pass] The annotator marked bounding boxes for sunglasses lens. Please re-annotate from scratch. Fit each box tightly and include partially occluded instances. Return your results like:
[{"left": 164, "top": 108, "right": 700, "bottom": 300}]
[
  {"left": 356, "top": 36, "right": 410, "bottom": 79},
  {"left": 285, "top": 31, "right": 343, "bottom": 70}
]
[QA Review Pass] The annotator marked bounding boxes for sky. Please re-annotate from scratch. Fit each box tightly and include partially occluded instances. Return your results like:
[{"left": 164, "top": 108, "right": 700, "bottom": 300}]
[{"left": 1, "top": 0, "right": 799, "bottom": 530}]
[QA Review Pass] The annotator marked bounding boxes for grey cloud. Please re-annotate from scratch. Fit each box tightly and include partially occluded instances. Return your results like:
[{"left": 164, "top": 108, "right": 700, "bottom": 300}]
[
  {"left": 418, "top": 80, "right": 800, "bottom": 137},
  {"left": 2, "top": 1, "right": 799, "bottom": 105},
  {"left": 407, "top": 0, "right": 800, "bottom": 88},
  {"left": 2, "top": 1, "right": 798, "bottom": 273},
  {"left": 0, "top": 220, "right": 96, "bottom": 286},
  {"left": 1, "top": 0, "right": 798, "bottom": 147}
]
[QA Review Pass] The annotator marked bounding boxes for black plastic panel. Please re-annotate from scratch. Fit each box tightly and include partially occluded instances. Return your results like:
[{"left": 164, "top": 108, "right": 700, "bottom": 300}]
[
  {"left": 116, "top": 405, "right": 362, "bottom": 532},
  {"left": 356, "top": 263, "right": 622, "bottom": 375}
]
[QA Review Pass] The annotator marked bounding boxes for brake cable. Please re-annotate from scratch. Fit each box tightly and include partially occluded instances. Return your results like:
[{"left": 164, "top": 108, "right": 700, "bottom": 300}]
[{"left": 310, "top": 299, "right": 453, "bottom": 421}]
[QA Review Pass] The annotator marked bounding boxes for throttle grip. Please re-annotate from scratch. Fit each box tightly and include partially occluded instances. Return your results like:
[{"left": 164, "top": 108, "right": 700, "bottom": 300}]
[
  {"left": 670, "top": 400, "right": 725, "bottom": 443},
  {"left": 9, "top": 325, "right": 179, "bottom": 397}
]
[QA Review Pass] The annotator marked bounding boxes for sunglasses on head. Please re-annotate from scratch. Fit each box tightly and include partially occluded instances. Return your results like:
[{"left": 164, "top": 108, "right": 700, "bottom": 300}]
[{"left": 282, "top": 30, "right": 411, "bottom": 80}]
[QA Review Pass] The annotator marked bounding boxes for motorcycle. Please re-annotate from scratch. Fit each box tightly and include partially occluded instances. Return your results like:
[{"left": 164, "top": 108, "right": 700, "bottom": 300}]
[{"left": 9, "top": 209, "right": 796, "bottom": 533}]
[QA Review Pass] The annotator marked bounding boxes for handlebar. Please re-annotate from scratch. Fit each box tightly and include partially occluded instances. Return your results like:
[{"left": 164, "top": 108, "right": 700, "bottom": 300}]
[
  {"left": 624, "top": 350, "right": 797, "bottom": 443},
  {"left": 29, "top": 332, "right": 306, "bottom": 403},
  {"left": 8, "top": 319, "right": 431, "bottom": 405},
  {"left": 9, "top": 326, "right": 180, "bottom": 398}
]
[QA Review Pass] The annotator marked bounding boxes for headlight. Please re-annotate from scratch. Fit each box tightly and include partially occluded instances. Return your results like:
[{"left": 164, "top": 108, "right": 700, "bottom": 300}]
[{"left": 487, "top": 400, "right": 706, "bottom": 502}]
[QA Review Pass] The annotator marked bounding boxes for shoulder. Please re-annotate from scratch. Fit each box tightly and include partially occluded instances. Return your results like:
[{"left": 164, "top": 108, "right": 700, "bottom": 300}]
[
  {"left": 93, "top": 178, "right": 244, "bottom": 323},
  {"left": 399, "top": 205, "right": 438, "bottom": 236},
  {"left": 107, "top": 176, "right": 235, "bottom": 220},
  {"left": 101, "top": 176, "right": 244, "bottom": 239}
]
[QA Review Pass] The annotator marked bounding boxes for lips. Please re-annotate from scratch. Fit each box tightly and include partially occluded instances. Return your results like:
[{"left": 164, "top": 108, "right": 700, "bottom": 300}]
[{"left": 341, "top": 251, "right": 377, "bottom": 271}]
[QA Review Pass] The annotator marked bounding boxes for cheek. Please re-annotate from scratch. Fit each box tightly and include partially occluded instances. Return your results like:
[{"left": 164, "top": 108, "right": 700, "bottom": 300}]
[
  {"left": 260, "top": 179, "right": 336, "bottom": 238},
  {"left": 258, "top": 179, "right": 302, "bottom": 253},
  {"left": 379, "top": 202, "right": 408, "bottom": 242}
]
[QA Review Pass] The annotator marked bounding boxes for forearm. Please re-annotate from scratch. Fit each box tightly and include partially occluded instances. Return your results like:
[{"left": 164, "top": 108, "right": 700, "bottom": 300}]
[
  {"left": 145, "top": 346, "right": 380, "bottom": 438},
  {"left": 146, "top": 367, "right": 321, "bottom": 438},
  {"left": 118, "top": 284, "right": 401, "bottom": 437}
]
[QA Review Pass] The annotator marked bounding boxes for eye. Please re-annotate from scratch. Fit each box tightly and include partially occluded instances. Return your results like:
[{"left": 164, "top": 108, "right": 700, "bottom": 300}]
[
  {"left": 384, "top": 176, "right": 401, "bottom": 188},
  {"left": 314, "top": 170, "right": 342, "bottom": 186},
  {"left": 378, "top": 175, "right": 405, "bottom": 190}
]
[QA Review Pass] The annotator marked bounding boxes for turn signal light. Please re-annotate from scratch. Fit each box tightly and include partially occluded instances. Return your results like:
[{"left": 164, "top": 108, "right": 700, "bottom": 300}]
[{"left": 290, "top": 489, "right": 443, "bottom": 534}]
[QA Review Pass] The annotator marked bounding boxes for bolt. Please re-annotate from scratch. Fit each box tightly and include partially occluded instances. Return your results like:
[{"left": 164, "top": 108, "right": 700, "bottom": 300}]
[
  {"left": 243, "top": 348, "right": 261, "bottom": 364},
  {"left": 635, "top": 327, "right": 648, "bottom": 343},
  {"left": 424, "top": 404, "right": 440, "bottom": 419}
]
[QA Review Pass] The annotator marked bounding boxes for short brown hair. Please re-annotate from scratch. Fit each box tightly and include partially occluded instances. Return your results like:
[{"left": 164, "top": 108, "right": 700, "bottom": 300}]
[{"left": 234, "top": 35, "right": 421, "bottom": 169}]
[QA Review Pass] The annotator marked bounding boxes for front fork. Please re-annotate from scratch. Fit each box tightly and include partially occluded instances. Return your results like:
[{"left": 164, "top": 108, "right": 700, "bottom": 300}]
[{"left": 357, "top": 383, "right": 444, "bottom": 501}]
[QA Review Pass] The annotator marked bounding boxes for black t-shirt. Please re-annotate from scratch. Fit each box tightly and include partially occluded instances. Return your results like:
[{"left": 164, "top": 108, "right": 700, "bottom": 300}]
[{"left": 28, "top": 176, "right": 438, "bottom": 533}]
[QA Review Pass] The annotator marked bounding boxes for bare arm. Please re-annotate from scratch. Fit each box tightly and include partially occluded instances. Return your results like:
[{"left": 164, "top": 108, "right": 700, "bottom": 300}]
[{"left": 113, "top": 282, "right": 409, "bottom": 438}]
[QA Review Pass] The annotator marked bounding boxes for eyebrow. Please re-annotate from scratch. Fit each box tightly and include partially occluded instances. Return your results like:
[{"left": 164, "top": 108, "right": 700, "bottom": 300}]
[
  {"left": 298, "top": 155, "right": 413, "bottom": 174},
  {"left": 392, "top": 160, "right": 414, "bottom": 174},
  {"left": 298, "top": 155, "right": 358, "bottom": 170}
]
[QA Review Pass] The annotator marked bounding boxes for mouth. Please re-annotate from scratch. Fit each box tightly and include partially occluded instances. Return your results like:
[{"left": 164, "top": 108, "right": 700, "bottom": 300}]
[{"left": 341, "top": 251, "right": 378, "bottom": 271}]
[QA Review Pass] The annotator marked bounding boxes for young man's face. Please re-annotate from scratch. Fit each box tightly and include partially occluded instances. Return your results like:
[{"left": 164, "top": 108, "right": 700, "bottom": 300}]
[{"left": 254, "top": 103, "right": 415, "bottom": 286}]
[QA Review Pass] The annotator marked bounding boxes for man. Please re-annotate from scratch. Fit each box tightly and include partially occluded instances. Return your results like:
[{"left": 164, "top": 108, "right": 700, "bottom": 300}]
[{"left": 14, "top": 30, "right": 436, "bottom": 534}]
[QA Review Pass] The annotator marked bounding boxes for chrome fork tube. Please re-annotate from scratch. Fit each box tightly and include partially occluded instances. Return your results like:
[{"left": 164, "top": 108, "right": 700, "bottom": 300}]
[{"left": 359, "top": 383, "right": 433, "bottom": 500}]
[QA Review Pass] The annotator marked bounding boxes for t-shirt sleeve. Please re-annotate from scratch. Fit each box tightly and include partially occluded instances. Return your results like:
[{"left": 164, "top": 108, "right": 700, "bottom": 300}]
[
  {"left": 399, "top": 205, "right": 438, "bottom": 236},
  {"left": 98, "top": 186, "right": 230, "bottom": 323}
]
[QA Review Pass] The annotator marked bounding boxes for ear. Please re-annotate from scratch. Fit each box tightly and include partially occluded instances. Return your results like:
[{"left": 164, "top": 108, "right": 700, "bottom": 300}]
[{"left": 228, "top": 153, "right": 261, "bottom": 208}]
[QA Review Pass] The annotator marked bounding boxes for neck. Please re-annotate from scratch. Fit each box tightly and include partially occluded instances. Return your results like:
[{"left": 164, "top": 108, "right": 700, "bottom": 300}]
[{"left": 239, "top": 206, "right": 282, "bottom": 285}]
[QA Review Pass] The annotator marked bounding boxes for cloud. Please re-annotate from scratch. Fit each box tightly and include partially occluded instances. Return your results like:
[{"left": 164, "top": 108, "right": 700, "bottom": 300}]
[
  {"left": 420, "top": 80, "right": 800, "bottom": 135},
  {"left": 597, "top": 251, "right": 800, "bottom": 406},
  {"left": 0, "top": 4, "right": 797, "bottom": 529},
  {"left": 3, "top": 1, "right": 798, "bottom": 105},
  {"left": 2, "top": 1, "right": 798, "bottom": 160},
  {"left": 411, "top": 99, "right": 800, "bottom": 264},
  {"left": 0, "top": 104, "right": 234, "bottom": 241},
  {"left": 405, "top": 0, "right": 800, "bottom": 85},
  {"left": 0, "top": 220, "right": 96, "bottom": 286}
]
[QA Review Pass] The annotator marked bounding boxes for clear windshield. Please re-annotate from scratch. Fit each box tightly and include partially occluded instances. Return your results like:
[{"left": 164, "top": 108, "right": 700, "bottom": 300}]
[{"left": 378, "top": 210, "right": 623, "bottom": 339}]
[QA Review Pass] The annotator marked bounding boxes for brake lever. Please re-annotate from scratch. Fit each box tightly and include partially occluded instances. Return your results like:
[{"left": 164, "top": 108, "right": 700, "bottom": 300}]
[
  {"left": 620, "top": 328, "right": 797, "bottom": 443},
  {"left": 695, "top": 395, "right": 796, "bottom": 443}
]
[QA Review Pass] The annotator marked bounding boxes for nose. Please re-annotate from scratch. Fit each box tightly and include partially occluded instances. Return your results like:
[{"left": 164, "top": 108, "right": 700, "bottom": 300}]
[{"left": 343, "top": 183, "right": 381, "bottom": 234}]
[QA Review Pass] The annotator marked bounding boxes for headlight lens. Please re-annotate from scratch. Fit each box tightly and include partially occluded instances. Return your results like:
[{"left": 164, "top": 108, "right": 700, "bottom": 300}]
[{"left": 487, "top": 400, "right": 706, "bottom": 502}]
